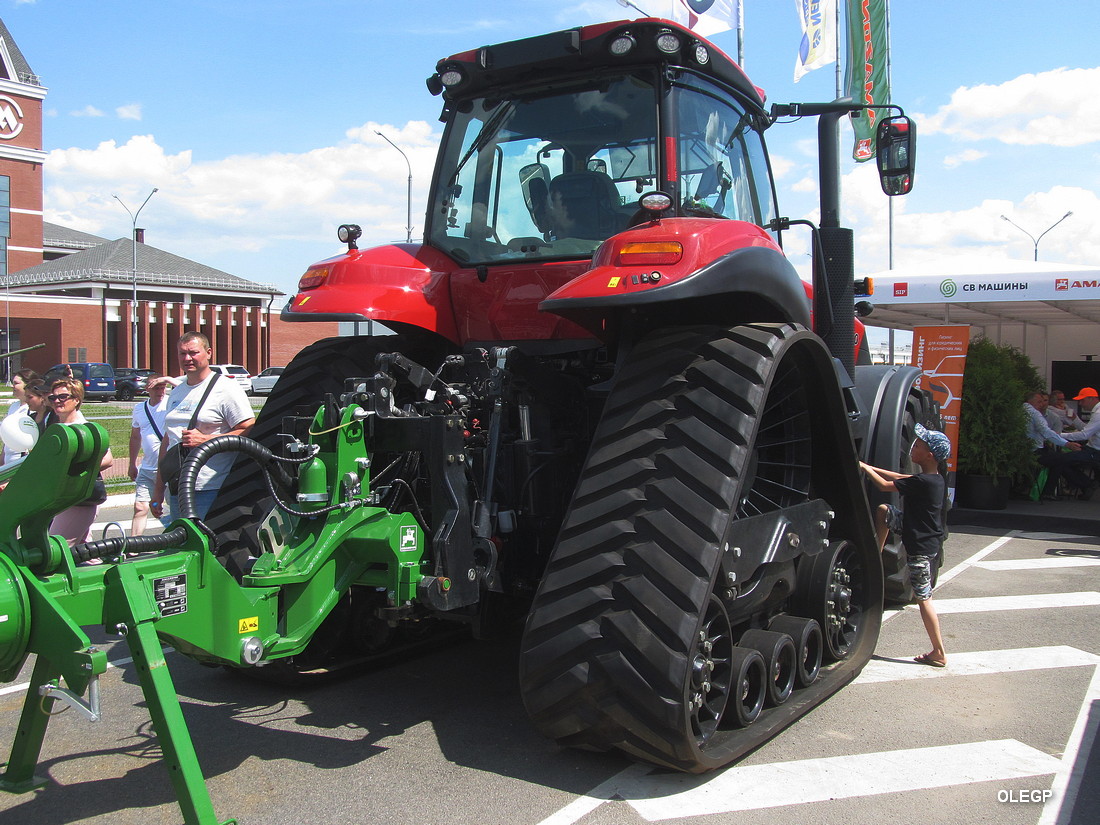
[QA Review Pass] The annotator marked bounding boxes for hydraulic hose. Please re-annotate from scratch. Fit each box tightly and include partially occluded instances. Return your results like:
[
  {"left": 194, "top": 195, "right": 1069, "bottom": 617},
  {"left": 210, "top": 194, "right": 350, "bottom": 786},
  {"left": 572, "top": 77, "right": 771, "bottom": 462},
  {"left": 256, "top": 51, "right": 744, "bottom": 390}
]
[{"left": 72, "top": 436, "right": 281, "bottom": 564}]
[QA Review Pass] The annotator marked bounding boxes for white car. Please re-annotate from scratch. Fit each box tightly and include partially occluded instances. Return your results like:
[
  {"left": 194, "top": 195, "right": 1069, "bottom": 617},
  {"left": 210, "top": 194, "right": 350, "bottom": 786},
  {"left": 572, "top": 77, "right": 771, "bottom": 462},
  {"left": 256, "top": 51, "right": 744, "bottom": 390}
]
[
  {"left": 210, "top": 364, "right": 252, "bottom": 392},
  {"left": 250, "top": 366, "right": 284, "bottom": 396}
]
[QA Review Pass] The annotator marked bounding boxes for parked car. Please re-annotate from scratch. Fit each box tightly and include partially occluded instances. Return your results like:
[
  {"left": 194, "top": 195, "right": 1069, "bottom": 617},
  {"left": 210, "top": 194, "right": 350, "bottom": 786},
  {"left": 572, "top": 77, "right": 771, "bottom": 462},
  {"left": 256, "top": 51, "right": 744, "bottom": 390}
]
[
  {"left": 114, "top": 368, "right": 160, "bottom": 401},
  {"left": 44, "top": 362, "right": 116, "bottom": 401},
  {"left": 210, "top": 364, "right": 252, "bottom": 392},
  {"left": 250, "top": 366, "right": 284, "bottom": 396}
]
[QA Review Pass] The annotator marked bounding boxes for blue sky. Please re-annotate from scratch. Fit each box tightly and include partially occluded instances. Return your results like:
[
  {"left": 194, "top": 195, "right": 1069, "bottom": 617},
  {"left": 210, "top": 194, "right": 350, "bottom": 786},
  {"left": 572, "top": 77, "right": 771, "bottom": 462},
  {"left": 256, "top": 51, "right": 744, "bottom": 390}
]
[{"left": 6, "top": 0, "right": 1099, "bottom": 346}]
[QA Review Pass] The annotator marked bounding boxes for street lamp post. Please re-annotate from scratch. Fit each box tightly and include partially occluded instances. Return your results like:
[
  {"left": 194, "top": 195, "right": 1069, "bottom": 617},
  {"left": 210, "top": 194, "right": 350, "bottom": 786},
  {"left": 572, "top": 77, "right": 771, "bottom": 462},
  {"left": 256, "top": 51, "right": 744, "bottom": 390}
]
[
  {"left": 1000, "top": 211, "right": 1073, "bottom": 261},
  {"left": 113, "top": 188, "right": 158, "bottom": 367},
  {"left": 375, "top": 132, "right": 413, "bottom": 244}
]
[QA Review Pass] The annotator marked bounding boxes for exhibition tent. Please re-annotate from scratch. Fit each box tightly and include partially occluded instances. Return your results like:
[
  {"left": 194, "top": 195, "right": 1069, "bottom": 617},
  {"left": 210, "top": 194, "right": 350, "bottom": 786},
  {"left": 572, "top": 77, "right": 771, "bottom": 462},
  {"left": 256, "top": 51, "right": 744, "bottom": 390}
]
[{"left": 862, "top": 258, "right": 1100, "bottom": 383}]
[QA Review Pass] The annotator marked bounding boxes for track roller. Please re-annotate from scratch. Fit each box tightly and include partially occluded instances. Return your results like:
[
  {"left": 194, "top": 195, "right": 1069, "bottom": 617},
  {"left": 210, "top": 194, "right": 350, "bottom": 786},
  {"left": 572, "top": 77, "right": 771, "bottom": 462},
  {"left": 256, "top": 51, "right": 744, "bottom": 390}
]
[
  {"left": 768, "top": 615, "right": 822, "bottom": 688},
  {"left": 738, "top": 629, "right": 796, "bottom": 707}
]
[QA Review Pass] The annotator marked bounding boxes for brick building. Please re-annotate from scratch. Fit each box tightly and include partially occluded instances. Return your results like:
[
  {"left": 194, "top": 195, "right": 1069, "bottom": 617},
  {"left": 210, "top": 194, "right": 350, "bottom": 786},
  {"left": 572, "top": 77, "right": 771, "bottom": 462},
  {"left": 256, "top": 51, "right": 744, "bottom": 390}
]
[{"left": 0, "top": 17, "right": 340, "bottom": 378}]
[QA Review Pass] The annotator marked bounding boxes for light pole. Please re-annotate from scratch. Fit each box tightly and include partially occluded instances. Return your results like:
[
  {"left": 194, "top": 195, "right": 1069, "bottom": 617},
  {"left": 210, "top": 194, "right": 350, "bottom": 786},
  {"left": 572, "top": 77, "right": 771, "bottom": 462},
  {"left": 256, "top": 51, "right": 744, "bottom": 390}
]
[
  {"left": 375, "top": 132, "right": 413, "bottom": 244},
  {"left": 1000, "top": 211, "right": 1073, "bottom": 261},
  {"left": 114, "top": 188, "right": 157, "bottom": 367}
]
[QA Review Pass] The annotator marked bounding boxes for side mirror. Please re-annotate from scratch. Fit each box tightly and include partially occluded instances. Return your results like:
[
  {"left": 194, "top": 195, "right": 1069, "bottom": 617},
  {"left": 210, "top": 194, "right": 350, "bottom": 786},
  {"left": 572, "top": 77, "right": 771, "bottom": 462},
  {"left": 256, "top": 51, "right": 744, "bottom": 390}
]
[{"left": 876, "top": 116, "right": 915, "bottom": 196}]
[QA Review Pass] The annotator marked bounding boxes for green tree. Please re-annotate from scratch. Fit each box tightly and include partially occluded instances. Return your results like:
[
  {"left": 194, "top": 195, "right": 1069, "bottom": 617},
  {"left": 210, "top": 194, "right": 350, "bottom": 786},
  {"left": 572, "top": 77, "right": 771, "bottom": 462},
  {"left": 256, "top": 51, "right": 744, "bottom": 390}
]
[{"left": 957, "top": 337, "right": 1035, "bottom": 479}]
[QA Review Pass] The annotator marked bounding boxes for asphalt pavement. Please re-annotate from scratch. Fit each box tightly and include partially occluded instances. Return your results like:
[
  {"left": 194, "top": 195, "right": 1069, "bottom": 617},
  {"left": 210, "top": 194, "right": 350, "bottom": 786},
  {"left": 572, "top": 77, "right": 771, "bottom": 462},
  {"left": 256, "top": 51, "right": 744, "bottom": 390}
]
[{"left": 1, "top": 497, "right": 1098, "bottom": 825}]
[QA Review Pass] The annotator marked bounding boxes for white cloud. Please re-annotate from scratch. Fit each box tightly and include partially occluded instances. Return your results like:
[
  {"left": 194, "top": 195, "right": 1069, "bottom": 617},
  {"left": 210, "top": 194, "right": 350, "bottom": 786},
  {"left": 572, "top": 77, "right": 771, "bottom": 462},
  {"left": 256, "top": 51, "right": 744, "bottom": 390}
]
[
  {"left": 116, "top": 103, "right": 142, "bottom": 121},
  {"left": 43, "top": 123, "right": 443, "bottom": 291},
  {"left": 70, "top": 105, "right": 105, "bottom": 118},
  {"left": 943, "top": 149, "right": 987, "bottom": 169},
  {"left": 920, "top": 67, "right": 1100, "bottom": 147}
]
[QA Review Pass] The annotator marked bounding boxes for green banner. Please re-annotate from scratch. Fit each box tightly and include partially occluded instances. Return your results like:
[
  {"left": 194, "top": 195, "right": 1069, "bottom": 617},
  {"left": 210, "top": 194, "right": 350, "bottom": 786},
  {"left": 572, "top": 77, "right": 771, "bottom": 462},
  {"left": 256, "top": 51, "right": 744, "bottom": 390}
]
[{"left": 844, "top": 0, "right": 889, "bottom": 161}]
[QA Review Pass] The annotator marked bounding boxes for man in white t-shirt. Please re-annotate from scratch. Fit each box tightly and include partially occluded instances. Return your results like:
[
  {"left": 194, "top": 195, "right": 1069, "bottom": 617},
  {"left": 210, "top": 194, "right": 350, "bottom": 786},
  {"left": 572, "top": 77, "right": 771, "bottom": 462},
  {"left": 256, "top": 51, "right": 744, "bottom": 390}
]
[
  {"left": 152, "top": 332, "right": 255, "bottom": 522},
  {"left": 128, "top": 376, "right": 172, "bottom": 535}
]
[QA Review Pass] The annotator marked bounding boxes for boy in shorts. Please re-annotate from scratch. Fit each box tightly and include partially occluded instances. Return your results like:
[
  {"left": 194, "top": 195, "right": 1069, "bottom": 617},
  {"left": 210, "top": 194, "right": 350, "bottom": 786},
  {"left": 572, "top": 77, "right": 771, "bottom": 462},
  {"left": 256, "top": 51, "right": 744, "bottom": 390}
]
[{"left": 860, "top": 423, "right": 951, "bottom": 668}]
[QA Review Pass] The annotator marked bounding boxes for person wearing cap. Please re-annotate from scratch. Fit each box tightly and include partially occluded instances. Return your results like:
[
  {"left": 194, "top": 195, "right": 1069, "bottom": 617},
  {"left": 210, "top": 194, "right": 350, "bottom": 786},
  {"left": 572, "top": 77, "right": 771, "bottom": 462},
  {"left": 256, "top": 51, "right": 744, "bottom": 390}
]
[
  {"left": 1023, "top": 391, "right": 1096, "bottom": 501},
  {"left": 859, "top": 423, "right": 950, "bottom": 668},
  {"left": 1061, "top": 388, "right": 1100, "bottom": 483}
]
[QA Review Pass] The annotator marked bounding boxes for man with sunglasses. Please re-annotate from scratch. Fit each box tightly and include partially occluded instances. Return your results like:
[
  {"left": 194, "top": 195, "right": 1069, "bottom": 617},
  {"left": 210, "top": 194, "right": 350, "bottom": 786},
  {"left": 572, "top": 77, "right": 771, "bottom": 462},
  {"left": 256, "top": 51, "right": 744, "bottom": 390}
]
[{"left": 152, "top": 332, "right": 254, "bottom": 522}]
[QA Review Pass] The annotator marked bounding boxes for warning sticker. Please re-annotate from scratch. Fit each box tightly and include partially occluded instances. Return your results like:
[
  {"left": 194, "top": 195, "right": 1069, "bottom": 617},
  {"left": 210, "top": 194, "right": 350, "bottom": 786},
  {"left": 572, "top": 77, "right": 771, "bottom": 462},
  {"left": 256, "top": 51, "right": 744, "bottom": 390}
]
[
  {"left": 153, "top": 574, "right": 187, "bottom": 617},
  {"left": 607, "top": 277, "right": 621, "bottom": 288},
  {"left": 400, "top": 526, "right": 418, "bottom": 553},
  {"left": 238, "top": 616, "right": 259, "bottom": 634}
]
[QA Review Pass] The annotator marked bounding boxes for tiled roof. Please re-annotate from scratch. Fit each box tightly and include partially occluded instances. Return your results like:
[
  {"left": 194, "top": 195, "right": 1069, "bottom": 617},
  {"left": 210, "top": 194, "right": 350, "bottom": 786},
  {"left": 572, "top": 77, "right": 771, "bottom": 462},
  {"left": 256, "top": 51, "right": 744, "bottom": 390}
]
[
  {"left": 0, "top": 18, "right": 39, "bottom": 85},
  {"left": 42, "top": 221, "right": 109, "bottom": 251},
  {"left": 10, "top": 237, "right": 281, "bottom": 296}
]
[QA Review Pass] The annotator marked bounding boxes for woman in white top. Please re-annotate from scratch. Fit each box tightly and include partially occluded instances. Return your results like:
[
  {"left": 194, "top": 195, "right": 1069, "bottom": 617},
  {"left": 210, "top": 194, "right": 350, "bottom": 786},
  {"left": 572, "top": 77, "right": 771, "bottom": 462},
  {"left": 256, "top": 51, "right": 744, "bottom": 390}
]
[
  {"left": 47, "top": 377, "right": 115, "bottom": 548},
  {"left": 3, "top": 368, "right": 38, "bottom": 464}
]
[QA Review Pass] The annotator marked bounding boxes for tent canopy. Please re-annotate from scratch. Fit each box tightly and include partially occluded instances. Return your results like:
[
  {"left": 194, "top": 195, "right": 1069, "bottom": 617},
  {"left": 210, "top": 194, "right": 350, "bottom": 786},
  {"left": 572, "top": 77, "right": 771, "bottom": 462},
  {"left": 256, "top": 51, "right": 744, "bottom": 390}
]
[{"left": 863, "top": 259, "right": 1100, "bottom": 330}]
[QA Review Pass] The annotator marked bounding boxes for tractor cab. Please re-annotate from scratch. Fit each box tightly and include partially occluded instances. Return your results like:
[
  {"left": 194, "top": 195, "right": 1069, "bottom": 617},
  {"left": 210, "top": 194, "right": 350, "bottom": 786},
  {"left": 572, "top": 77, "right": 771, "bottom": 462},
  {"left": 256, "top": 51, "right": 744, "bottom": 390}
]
[{"left": 425, "top": 19, "right": 780, "bottom": 268}]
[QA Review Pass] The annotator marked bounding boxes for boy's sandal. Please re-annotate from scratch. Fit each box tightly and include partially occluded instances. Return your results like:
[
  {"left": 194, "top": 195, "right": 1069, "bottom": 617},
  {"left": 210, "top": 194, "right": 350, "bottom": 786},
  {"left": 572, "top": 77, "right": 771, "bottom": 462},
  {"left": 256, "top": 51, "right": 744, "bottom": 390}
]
[{"left": 914, "top": 653, "right": 946, "bottom": 668}]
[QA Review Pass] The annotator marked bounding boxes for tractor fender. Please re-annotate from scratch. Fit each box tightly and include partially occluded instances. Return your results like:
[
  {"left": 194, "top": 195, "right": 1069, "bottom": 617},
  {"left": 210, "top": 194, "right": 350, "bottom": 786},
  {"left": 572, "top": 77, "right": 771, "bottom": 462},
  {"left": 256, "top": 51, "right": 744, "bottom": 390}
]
[
  {"left": 541, "top": 245, "right": 811, "bottom": 337},
  {"left": 854, "top": 364, "right": 923, "bottom": 468}
]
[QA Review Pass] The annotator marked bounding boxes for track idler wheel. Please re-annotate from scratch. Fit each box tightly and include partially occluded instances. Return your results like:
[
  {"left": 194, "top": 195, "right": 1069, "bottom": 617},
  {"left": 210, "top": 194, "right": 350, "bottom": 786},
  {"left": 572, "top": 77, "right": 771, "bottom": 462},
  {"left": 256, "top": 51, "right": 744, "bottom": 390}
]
[
  {"left": 738, "top": 629, "right": 796, "bottom": 707},
  {"left": 768, "top": 615, "right": 823, "bottom": 688},
  {"left": 799, "top": 540, "right": 865, "bottom": 662}
]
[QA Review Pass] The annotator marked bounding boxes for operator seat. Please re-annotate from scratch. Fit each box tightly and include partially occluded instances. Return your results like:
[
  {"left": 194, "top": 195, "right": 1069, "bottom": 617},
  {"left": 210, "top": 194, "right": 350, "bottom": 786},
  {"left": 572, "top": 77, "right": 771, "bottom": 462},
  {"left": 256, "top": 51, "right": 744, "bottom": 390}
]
[{"left": 546, "top": 171, "right": 623, "bottom": 241}]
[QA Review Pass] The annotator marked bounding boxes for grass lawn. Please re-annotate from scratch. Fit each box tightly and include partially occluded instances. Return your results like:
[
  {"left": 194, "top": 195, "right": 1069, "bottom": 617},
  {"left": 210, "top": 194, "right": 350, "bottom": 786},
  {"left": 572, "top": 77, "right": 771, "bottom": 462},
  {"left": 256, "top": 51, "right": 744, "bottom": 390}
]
[{"left": 2, "top": 388, "right": 267, "bottom": 495}]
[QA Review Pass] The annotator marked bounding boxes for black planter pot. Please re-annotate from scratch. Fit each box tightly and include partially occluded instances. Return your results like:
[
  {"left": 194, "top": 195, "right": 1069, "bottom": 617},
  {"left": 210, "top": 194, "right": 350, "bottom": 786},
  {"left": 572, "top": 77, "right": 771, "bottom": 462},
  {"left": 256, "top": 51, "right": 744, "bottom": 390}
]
[{"left": 955, "top": 473, "right": 1011, "bottom": 510}]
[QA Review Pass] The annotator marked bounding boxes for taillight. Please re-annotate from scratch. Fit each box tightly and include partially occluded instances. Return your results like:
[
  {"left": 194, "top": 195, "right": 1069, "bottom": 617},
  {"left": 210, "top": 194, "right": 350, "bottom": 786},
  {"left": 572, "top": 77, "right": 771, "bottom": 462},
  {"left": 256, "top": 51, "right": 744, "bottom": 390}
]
[
  {"left": 298, "top": 267, "right": 329, "bottom": 290},
  {"left": 617, "top": 241, "right": 683, "bottom": 266}
]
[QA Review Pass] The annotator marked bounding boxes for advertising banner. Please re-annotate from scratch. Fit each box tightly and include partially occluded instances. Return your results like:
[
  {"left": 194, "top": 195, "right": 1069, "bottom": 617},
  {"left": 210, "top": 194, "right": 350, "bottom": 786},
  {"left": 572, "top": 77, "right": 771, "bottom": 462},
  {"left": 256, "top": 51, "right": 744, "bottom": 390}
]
[
  {"left": 844, "top": 0, "right": 889, "bottom": 161},
  {"left": 911, "top": 325, "right": 970, "bottom": 472},
  {"left": 794, "top": 0, "right": 837, "bottom": 82},
  {"left": 658, "top": 0, "right": 743, "bottom": 36}
]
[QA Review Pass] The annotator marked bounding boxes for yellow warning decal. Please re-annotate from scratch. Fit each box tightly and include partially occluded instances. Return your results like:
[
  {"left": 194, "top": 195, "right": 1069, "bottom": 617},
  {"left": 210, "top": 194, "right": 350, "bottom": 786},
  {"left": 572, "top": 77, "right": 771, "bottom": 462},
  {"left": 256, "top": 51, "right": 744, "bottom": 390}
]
[
  {"left": 238, "top": 617, "right": 259, "bottom": 634},
  {"left": 607, "top": 277, "right": 621, "bottom": 288}
]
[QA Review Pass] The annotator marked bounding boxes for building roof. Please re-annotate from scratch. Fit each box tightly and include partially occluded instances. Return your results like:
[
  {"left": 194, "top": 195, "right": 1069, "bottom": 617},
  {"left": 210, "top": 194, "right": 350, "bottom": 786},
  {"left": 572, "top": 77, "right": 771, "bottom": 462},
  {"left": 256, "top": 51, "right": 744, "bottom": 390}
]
[
  {"left": 0, "top": 18, "right": 39, "bottom": 86},
  {"left": 42, "top": 220, "right": 109, "bottom": 252},
  {"left": 9, "top": 236, "right": 281, "bottom": 296}
]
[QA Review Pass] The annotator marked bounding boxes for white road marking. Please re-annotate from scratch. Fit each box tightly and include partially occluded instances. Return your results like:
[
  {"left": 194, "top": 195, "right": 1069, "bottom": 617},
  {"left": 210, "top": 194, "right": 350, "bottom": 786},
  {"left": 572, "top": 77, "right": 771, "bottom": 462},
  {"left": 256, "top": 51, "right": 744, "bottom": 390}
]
[
  {"left": 620, "top": 740, "right": 1060, "bottom": 820},
  {"left": 1038, "top": 663, "right": 1100, "bottom": 825},
  {"left": 913, "top": 591, "right": 1100, "bottom": 614},
  {"left": 974, "top": 557, "right": 1100, "bottom": 571},
  {"left": 856, "top": 645, "right": 1100, "bottom": 684}
]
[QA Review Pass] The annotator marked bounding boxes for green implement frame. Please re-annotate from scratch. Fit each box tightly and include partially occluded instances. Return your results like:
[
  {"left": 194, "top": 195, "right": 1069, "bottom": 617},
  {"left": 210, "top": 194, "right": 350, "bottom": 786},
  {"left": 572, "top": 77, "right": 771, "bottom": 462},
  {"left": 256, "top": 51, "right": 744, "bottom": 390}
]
[{"left": 0, "top": 409, "right": 426, "bottom": 824}]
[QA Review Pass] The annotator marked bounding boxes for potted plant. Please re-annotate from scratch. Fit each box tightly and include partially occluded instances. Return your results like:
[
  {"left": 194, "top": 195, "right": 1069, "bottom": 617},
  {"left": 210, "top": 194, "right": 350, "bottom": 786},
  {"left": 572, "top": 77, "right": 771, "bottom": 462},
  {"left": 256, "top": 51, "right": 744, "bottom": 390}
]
[{"left": 955, "top": 338, "right": 1038, "bottom": 509}]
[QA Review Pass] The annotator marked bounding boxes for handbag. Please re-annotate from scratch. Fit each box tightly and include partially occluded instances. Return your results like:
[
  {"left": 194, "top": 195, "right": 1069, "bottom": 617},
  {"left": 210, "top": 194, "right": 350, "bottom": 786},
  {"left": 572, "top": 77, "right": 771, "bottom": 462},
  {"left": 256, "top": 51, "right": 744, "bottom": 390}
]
[{"left": 161, "top": 374, "right": 220, "bottom": 496}]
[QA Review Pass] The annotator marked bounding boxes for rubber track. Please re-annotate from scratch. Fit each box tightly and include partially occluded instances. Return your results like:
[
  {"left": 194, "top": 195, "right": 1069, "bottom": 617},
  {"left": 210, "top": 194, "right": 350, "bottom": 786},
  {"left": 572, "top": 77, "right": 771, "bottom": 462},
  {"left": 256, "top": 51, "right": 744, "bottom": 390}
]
[
  {"left": 204, "top": 333, "right": 454, "bottom": 562},
  {"left": 518, "top": 323, "right": 813, "bottom": 772}
]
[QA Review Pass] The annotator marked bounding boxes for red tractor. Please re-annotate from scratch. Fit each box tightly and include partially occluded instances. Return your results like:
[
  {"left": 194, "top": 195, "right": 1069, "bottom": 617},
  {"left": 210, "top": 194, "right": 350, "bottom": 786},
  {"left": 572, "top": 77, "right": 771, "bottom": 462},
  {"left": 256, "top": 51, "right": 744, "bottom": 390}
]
[{"left": 207, "top": 18, "right": 936, "bottom": 772}]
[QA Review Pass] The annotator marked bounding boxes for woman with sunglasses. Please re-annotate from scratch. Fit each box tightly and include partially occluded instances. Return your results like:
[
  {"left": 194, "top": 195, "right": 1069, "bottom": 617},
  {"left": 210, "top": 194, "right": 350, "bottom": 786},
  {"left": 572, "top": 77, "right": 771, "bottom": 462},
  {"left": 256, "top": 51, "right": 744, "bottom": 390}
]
[{"left": 47, "top": 377, "right": 115, "bottom": 549}]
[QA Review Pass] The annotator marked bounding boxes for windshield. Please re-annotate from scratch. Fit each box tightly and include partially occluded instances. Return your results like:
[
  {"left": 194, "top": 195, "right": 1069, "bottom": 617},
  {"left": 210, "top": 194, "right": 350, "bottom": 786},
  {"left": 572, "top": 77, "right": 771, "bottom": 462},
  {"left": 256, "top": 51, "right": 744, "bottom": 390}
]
[
  {"left": 428, "top": 73, "right": 660, "bottom": 266},
  {"left": 426, "top": 71, "right": 777, "bottom": 266}
]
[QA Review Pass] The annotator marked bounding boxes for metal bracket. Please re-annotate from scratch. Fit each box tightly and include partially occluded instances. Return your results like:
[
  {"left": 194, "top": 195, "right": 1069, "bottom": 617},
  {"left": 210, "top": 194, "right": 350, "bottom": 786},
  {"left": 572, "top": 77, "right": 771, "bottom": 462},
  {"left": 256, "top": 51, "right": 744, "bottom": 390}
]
[{"left": 39, "top": 675, "right": 101, "bottom": 723}]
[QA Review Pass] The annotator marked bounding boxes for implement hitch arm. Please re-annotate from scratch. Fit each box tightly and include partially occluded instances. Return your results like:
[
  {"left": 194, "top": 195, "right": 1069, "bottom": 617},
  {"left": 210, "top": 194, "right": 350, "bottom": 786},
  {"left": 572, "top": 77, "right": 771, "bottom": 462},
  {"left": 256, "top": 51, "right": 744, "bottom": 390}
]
[{"left": 0, "top": 414, "right": 427, "bottom": 824}]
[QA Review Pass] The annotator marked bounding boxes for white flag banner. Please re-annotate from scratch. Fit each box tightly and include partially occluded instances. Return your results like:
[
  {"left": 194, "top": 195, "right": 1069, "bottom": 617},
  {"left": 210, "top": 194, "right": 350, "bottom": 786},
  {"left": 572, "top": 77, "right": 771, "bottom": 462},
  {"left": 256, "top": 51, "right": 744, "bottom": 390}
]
[
  {"left": 655, "top": 1, "right": 743, "bottom": 37},
  {"left": 793, "top": 0, "right": 836, "bottom": 82}
]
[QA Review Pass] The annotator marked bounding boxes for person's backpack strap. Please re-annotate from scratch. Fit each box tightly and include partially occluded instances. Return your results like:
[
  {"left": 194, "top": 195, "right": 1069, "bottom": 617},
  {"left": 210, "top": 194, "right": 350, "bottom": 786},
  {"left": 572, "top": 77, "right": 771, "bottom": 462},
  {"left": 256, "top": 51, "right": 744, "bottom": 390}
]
[{"left": 143, "top": 401, "right": 163, "bottom": 441}]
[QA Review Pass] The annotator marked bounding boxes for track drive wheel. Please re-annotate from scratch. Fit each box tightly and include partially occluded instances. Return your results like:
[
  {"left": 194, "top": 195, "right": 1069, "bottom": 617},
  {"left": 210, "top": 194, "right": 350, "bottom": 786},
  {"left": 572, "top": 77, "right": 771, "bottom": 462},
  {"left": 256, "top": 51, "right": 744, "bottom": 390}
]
[{"left": 518, "top": 323, "right": 867, "bottom": 772}]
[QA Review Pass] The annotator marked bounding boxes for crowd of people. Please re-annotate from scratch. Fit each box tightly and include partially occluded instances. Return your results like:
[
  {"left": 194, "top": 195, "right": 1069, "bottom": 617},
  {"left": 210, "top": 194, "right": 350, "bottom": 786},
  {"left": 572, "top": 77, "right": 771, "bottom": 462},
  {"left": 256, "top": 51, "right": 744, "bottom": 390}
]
[
  {"left": 1023, "top": 387, "right": 1100, "bottom": 501},
  {"left": 0, "top": 331, "right": 255, "bottom": 551}
]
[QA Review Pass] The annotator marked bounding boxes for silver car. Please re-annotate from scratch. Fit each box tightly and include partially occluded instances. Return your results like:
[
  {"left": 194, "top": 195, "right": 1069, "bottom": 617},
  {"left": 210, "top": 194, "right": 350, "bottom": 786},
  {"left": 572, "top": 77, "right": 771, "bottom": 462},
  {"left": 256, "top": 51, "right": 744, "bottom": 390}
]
[{"left": 249, "top": 366, "right": 284, "bottom": 396}]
